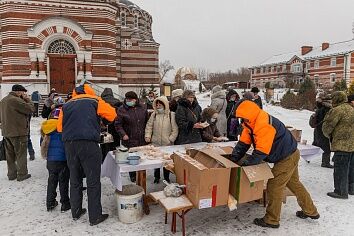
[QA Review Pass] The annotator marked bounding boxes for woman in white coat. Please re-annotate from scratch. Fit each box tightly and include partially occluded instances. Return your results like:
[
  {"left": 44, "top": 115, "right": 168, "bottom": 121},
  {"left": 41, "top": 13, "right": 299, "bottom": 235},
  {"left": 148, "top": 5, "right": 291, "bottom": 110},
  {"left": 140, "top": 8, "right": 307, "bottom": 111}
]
[
  {"left": 145, "top": 96, "right": 178, "bottom": 183},
  {"left": 210, "top": 85, "right": 227, "bottom": 136}
]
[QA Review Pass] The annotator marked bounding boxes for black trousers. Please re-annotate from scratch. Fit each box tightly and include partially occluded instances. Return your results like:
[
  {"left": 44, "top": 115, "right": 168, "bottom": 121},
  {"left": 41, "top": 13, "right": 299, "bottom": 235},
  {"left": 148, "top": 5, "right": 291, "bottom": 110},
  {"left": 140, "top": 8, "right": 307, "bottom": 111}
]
[
  {"left": 47, "top": 161, "right": 70, "bottom": 207},
  {"left": 65, "top": 140, "right": 102, "bottom": 223},
  {"left": 34, "top": 103, "right": 39, "bottom": 117},
  {"left": 154, "top": 168, "right": 170, "bottom": 181},
  {"left": 333, "top": 152, "right": 354, "bottom": 197}
]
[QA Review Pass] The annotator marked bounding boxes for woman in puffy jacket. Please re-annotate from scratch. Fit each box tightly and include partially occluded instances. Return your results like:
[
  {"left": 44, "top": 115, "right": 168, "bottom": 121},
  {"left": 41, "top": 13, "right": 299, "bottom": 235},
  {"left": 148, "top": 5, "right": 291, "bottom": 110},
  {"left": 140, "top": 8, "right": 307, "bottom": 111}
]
[{"left": 145, "top": 96, "right": 178, "bottom": 183}]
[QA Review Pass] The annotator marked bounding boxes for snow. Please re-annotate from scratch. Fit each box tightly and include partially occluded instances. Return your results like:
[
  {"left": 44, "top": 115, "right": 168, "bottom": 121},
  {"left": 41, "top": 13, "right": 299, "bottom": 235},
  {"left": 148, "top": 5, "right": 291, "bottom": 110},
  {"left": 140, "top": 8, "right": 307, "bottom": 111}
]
[
  {"left": 304, "top": 40, "right": 354, "bottom": 59},
  {"left": 256, "top": 52, "right": 303, "bottom": 67},
  {"left": 1, "top": 97, "right": 354, "bottom": 235}
]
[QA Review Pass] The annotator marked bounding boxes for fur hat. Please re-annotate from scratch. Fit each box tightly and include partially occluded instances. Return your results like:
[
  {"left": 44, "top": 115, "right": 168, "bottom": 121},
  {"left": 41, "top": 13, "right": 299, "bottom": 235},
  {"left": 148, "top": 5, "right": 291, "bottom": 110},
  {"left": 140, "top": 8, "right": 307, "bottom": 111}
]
[
  {"left": 331, "top": 91, "right": 348, "bottom": 107},
  {"left": 125, "top": 91, "right": 138, "bottom": 100},
  {"left": 12, "top": 84, "right": 27, "bottom": 92},
  {"left": 182, "top": 90, "right": 195, "bottom": 98},
  {"left": 171, "top": 89, "right": 183, "bottom": 98}
]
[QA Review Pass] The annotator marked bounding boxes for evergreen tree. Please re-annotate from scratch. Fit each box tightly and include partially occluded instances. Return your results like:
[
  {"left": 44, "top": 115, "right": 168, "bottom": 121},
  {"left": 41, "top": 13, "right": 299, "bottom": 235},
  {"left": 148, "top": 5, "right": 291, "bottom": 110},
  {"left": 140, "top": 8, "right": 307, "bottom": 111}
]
[
  {"left": 347, "top": 80, "right": 354, "bottom": 95},
  {"left": 299, "top": 77, "right": 315, "bottom": 95},
  {"left": 333, "top": 79, "right": 347, "bottom": 92}
]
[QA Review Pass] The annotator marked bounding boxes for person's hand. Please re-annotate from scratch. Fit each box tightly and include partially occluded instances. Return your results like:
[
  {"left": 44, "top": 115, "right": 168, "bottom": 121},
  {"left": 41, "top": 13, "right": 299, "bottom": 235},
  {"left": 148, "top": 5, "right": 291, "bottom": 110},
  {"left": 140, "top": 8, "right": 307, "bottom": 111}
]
[
  {"left": 145, "top": 137, "right": 151, "bottom": 143},
  {"left": 193, "top": 123, "right": 203, "bottom": 129},
  {"left": 50, "top": 104, "right": 56, "bottom": 109},
  {"left": 22, "top": 94, "right": 31, "bottom": 102},
  {"left": 122, "top": 135, "right": 129, "bottom": 141}
]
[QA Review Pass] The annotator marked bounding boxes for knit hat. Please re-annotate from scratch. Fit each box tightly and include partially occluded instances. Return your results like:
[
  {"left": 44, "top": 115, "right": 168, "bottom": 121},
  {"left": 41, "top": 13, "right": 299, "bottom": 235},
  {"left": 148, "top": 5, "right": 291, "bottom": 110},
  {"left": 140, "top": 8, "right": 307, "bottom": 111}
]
[
  {"left": 331, "top": 91, "right": 348, "bottom": 107},
  {"left": 251, "top": 87, "right": 260, "bottom": 93},
  {"left": 125, "top": 91, "right": 138, "bottom": 100},
  {"left": 316, "top": 92, "right": 331, "bottom": 103},
  {"left": 243, "top": 91, "right": 255, "bottom": 100},
  {"left": 12, "top": 84, "right": 27, "bottom": 92},
  {"left": 54, "top": 96, "right": 65, "bottom": 106},
  {"left": 182, "top": 90, "right": 195, "bottom": 98},
  {"left": 171, "top": 89, "right": 183, "bottom": 98}
]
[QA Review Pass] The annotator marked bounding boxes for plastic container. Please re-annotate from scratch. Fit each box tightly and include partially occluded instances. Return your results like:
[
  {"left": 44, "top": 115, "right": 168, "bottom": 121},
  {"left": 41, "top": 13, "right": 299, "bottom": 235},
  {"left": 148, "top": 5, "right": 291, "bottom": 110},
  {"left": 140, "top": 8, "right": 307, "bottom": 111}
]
[
  {"left": 116, "top": 184, "right": 144, "bottom": 224},
  {"left": 127, "top": 156, "right": 141, "bottom": 165}
]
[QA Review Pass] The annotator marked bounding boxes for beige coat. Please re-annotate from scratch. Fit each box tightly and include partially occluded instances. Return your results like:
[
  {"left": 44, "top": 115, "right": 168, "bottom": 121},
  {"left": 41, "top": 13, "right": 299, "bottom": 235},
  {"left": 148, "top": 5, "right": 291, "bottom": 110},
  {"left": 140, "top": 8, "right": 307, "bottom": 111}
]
[{"left": 145, "top": 96, "right": 178, "bottom": 146}]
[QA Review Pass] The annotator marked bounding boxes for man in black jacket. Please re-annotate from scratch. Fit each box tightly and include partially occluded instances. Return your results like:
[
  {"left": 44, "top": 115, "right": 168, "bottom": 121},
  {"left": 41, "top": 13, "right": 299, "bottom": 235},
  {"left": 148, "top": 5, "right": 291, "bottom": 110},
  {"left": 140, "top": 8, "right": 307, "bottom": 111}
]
[{"left": 58, "top": 84, "right": 116, "bottom": 226}]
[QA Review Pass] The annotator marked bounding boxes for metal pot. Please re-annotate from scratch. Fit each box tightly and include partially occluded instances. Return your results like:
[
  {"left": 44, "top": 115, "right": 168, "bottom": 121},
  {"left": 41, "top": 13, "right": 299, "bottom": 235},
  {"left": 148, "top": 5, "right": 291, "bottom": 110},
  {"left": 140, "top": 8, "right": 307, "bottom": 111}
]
[{"left": 115, "top": 145, "right": 129, "bottom": 164}]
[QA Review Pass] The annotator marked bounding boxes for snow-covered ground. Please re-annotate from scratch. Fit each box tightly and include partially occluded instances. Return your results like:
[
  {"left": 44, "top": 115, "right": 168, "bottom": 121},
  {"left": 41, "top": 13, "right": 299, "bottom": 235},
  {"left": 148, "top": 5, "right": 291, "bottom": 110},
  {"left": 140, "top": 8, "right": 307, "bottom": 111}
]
[{"left": 1, "top": 98, "right": 353, "bottom": 236}]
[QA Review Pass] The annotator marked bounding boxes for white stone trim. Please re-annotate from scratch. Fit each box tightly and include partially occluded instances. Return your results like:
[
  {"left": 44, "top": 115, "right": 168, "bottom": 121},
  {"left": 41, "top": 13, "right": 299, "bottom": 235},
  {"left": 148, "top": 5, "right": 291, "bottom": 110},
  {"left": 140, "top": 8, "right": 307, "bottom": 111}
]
[{"left": 28, "top": 17, "right": 93, "bottom": 41}]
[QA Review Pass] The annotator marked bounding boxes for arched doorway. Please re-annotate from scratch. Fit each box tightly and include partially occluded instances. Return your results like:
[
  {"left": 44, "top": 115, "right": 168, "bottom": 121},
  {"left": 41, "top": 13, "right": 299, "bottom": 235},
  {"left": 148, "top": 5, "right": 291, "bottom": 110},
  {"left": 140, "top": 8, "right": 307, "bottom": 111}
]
[{"left": 48, "top": 39, "right": 76, "bottom": 94}]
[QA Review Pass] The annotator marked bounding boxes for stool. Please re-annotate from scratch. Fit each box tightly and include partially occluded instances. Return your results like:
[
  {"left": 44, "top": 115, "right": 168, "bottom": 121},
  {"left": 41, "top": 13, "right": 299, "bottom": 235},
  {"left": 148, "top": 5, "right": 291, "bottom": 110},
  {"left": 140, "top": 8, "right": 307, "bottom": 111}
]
[{"left": 150, "top": 191, "right": 193, "bottom": 236}]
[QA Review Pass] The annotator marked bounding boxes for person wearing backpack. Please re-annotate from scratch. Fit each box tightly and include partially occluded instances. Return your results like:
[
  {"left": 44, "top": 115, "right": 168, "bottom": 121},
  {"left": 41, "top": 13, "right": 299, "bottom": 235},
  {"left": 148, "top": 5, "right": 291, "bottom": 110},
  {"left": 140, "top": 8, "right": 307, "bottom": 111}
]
[
  {"left": 311, "top": 93, "right": 333, "bottom": 168},
  {"left": 145, "top": 96, "right": 178, "bottom": 183}
]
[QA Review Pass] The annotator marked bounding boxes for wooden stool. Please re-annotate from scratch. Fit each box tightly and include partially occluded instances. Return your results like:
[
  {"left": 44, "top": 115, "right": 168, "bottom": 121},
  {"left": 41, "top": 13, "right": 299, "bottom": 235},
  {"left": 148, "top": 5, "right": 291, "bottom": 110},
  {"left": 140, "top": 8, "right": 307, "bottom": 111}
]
[{"left": 150, "top": 191, "right": 193, "bottom": 236}]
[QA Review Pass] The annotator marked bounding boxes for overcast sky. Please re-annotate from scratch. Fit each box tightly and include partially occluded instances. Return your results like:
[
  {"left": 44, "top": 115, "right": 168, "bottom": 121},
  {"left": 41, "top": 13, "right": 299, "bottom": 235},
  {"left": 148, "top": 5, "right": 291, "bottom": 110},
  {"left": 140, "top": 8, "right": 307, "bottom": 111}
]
[{"left": 133, "top": 0, "right": 354, "bottom": 72}]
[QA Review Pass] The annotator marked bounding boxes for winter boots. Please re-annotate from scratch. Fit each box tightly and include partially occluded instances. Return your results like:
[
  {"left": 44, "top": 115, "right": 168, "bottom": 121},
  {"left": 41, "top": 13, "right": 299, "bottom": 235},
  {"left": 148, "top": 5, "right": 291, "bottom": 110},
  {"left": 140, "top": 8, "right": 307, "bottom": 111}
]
[
  {"left": 89, "top": 214, "right": 109, "bottom": 226},
  {"left": 327, "top": 192, "right": 348, "bottom": 199},
  {"left": 296, "top": 211, "right": 320, "bottom": 219},
  {"left": 321, "top": 152, "right": 333, "bottom": 168},
  {"left": 253, "top": 218, "right": 280, "bottom": 228}
]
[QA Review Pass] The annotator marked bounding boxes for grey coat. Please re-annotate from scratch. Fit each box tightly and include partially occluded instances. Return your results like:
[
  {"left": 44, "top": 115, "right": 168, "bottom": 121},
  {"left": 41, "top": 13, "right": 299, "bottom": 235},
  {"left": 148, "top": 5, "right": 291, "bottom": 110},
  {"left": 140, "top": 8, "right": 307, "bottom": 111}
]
[{"left": 210, "top": 90, "right": 227, "bottom": 136}]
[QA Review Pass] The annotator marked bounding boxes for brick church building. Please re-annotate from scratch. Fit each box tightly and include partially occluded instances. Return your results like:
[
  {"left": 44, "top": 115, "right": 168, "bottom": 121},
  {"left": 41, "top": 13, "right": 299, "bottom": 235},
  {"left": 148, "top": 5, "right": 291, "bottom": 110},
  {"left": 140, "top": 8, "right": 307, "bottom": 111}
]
[{"left": 0, "top": 0, "right": 160, "bottom": 98}]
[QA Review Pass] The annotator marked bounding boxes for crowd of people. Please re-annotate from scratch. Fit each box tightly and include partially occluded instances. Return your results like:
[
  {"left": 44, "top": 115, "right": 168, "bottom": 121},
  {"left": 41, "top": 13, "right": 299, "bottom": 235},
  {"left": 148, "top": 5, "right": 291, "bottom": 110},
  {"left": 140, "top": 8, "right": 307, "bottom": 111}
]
[{"left": 0, "top": 83, "right": 353, "bottom": 229}]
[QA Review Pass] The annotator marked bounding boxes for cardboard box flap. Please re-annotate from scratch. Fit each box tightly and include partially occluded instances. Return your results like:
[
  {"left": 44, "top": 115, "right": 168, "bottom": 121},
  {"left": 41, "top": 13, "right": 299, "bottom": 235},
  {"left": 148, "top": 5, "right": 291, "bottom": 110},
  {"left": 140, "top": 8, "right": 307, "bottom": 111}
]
[
  {"left": 242, "top": 163, "right": 274, "bottom": 182},
  {"left": 198, "top": 149, "right": 239, "bottom": 168}
]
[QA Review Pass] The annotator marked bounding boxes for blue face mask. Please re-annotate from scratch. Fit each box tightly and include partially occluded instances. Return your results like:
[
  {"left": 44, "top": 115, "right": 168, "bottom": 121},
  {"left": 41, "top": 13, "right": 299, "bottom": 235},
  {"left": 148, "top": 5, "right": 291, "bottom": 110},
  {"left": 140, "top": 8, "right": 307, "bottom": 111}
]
[{"left": 126, "top": 101, "right": 136, "bottom": 107}]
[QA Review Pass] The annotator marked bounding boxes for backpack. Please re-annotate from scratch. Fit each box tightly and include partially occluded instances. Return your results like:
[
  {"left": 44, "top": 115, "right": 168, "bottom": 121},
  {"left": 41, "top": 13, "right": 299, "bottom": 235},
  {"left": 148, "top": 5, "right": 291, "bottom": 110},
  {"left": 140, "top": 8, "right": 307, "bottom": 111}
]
[{"left": 309, "top": 113, "right": 317, "bottom": 128}]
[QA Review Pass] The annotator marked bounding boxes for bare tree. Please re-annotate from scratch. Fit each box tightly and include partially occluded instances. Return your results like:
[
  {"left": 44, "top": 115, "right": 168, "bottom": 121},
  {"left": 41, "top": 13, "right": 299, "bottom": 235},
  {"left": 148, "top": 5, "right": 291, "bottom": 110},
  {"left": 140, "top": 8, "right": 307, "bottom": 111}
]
[
  {"left": 197, "top": 68, "right": 207, "bottom": 81},
  {"left": 159, "top": 60, "right": 174, "bottom": 83}
]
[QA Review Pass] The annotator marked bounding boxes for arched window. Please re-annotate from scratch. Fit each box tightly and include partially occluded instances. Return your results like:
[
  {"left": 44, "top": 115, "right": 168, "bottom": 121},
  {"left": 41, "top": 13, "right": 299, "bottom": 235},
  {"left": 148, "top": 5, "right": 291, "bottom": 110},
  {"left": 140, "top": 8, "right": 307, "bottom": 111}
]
[
  {"left": 48, "top": 39, "right": 75, "bottom": 54},
  {"left": 121, "top": 12, "right": 127, "bottom": 27},
  {"left": 134, "top": 14, "right": 139, "bottom": 28}
]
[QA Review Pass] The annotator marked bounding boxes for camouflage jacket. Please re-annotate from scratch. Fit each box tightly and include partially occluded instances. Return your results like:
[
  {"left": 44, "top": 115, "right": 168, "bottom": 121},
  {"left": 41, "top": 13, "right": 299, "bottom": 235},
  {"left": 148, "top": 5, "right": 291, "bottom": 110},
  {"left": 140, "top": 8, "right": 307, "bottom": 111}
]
[{"left": 322, "top": 103, "right": 354, "bottom": 152}]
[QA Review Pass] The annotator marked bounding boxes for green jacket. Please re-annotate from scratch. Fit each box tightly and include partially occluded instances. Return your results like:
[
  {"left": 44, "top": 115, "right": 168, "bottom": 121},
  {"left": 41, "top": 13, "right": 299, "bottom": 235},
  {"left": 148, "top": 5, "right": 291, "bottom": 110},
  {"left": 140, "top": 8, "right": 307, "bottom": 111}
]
[
  {"left": 0, "top": 92, "right": 34, "bottom": 137},
  {"left": 322, "top": 92, "right": 354, "bottom": 152}
]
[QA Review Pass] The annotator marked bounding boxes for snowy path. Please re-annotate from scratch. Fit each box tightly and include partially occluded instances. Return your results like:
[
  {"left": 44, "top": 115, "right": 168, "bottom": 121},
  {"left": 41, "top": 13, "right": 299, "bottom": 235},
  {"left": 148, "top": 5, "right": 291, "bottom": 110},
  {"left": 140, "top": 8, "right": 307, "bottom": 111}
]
[{"left": 1, "top": 104, "right": 353, "bottom": 236}]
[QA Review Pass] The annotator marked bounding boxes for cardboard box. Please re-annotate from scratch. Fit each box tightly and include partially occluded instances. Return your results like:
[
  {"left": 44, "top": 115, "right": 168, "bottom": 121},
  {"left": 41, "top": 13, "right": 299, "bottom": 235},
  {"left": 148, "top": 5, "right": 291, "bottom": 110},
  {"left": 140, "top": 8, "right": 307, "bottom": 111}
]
[
  {"left": 172, "top": 149, "right": 238, "bottom": 209},
  {"left": 230, "top": 163, "right": 274, "bottom": 204},
  {"left": 287, "top": 127, "right": 302, "bottom": 142}
]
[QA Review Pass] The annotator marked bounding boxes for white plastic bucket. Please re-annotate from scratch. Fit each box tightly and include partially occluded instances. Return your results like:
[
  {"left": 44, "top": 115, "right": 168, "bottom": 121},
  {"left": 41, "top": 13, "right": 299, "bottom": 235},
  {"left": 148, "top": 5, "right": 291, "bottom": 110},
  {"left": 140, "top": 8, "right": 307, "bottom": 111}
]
[{"left": 116, "top": 184, "right": 144, "bottom": 224}]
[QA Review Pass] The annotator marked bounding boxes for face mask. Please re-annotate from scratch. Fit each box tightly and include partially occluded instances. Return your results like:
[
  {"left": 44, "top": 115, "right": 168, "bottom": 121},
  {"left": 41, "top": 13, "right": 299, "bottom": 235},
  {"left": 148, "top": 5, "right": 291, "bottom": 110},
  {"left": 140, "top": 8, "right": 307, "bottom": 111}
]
[
  {"left": 126, "top": 101, "right": 136, "bottom": 107},
  {"left": 157, "top": 108, "right": 165, "bottom": 114},
  {"left": 148, "top": 97, "right": 154, "bottom": 102},
  {"left": 211, "top": 118, "right": 217, "bottom": 123},
  {"left": 230, "top": 98, "right": 236, "bottom": 102}
]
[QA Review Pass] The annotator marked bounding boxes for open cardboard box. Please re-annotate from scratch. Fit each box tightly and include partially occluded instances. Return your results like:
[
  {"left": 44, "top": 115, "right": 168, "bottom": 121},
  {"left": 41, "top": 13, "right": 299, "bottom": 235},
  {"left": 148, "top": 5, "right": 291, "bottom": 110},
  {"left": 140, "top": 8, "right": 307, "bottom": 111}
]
[
  {"left": 172, "top": 149, "right": 238, "bottom": 209},
  {"left": 230, "top": 162, "right": 274, "bottom": 204}
]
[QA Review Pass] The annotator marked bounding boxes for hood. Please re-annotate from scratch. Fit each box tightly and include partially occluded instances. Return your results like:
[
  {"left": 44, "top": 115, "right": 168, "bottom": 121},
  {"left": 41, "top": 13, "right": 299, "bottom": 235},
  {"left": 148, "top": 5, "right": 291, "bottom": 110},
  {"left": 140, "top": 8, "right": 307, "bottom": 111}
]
[
  {"left": 332, "top": 91, "right": 348, "bottom": 107},
  {"left": 235, "top": 100, "right": 261, "bottom": 128},
  {"left": 101, "top": 88, "right": 114, "bottom": 98},
  {"left": 211, "top": 90, "right": 226, "bottom": 100},
  {"left": 178, "top": 97, "right": 199, "bottom": 109},
  {"left": 41, "top": 119, "right": 59, "bottom": 135},
  {"left": 212, "top": 85, "right": 222, "bottom": 94},
  {"left": 72, "top": 84, "right": 96, "bottom": 98},
  {"left": 202, "top": 107, "right": 217, "bottom": 121},
  {"left": 152, "top": 96, "right": 170, "bottom": 113}
]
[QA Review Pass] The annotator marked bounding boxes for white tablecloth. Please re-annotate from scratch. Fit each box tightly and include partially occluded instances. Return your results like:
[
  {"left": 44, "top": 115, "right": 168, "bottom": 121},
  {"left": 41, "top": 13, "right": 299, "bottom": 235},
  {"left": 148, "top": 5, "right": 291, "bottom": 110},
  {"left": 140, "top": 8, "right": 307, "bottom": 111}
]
[
  {"left": 101, "top": 142, "right": 323, "bottom": 190},
  {"left": 101, "top": 152, "right": 163, "bottom": 191}
]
